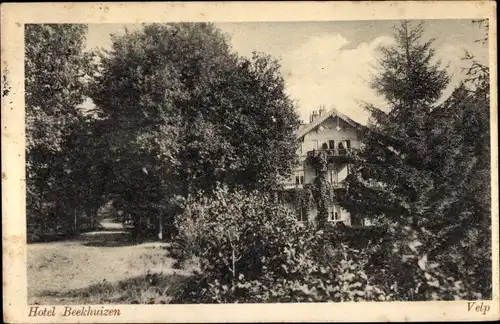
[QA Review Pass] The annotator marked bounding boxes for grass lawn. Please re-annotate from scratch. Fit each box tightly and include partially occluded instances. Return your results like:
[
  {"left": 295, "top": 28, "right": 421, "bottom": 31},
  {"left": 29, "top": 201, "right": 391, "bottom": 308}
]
[{"left": 28, "top": 226, "right": 195, "bottom": 304}]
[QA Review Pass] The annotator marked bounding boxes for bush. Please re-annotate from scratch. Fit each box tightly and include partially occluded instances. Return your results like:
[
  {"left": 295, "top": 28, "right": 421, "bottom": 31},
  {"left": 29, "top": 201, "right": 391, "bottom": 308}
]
[
  {"left": 360, "top": 223, "right": 480, "bottom": 301},
  {"left": 173, "top": 186, "right": 483, "bottom": 303},
  {"left": 173, "top": 186, "right": 390, "bottom": 303},
  {"left": 174, "top": 186, "right": 313, "bottom": 285}
]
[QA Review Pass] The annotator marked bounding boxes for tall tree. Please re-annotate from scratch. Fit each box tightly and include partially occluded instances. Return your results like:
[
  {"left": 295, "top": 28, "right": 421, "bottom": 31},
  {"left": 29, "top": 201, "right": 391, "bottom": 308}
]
[
  {"left": 339, "top": 21, "right": 449, "bottom": 225},
  {"left": 91, "top": 23, "right": 299, "bottom": 237},
  {"left": 423, "top": 19, "right": 491, "bottom": 298},
  {"left": 25, "top": 24, "right": 95, "bottom": 238},
  {"left": 176, "top": 51, "right": 299, "bottom": 194},
  {"left": 340, "top": 20, "right": 491, "bottom": 298}
]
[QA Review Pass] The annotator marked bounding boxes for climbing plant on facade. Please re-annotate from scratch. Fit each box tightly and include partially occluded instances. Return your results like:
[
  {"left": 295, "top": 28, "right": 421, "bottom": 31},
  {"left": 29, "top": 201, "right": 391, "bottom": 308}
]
[
  {"left": 307, "top": 152, "right": 337, "bottom": 227},
  {"left": 280, "top": 186, "right": 315, "bottom": 213}
]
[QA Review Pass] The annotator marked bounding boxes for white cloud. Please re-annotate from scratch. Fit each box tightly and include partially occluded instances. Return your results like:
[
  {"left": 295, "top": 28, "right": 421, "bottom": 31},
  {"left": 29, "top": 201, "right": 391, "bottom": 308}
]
[
  {"left": 280, "top": 33, "right": 480, "bottom": 125},
  {"left": 87, "top": 24, "right": 484, "bottom": 126},
  {"left": 281, "top": 34, "right": 395, "bottom": 125},
  {"left": 434, "top": 43, "right": 470, "bottom": 106}
]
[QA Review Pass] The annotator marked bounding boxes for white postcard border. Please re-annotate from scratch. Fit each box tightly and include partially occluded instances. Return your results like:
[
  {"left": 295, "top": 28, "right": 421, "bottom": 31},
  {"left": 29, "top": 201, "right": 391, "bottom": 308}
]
[{"left": 1, "top": 1, "right": 498, "bottom": 323}]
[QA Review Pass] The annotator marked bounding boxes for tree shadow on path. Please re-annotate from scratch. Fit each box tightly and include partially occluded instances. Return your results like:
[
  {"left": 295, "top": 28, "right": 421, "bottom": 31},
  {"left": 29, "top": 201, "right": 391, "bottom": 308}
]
[{"left": 80, "top": 230, "right": 137, "bottom": 247}]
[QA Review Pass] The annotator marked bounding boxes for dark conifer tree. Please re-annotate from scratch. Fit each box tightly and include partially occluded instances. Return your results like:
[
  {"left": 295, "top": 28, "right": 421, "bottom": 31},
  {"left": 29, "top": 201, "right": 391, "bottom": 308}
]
[
  {"left": 339, "top": 21, "right": 449, "bottom": 226},
  {"left": 340, "top": 20, "right": 491, "bottom": 298}
]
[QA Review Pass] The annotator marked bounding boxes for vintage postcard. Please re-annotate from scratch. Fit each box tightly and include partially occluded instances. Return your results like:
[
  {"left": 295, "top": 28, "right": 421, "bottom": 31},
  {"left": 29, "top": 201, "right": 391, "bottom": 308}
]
[{"left": 1, "top": 1, "right": 499, "bottom": 323}]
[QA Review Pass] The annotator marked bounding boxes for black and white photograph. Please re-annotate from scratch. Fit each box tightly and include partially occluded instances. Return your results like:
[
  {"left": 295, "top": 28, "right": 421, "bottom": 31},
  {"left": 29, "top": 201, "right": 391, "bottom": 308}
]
[{"left": 1, "top": 1, "right": 498, "bottom": 323}]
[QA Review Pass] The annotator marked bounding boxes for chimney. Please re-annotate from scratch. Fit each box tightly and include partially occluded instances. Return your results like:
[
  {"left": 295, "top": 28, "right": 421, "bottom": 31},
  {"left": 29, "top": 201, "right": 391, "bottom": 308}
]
[
  {"left": 310, "top": 110, "right": 319, "bottom": 123},
  {"left": 319, "top": 105, "right": 326, "bottom": 117}
]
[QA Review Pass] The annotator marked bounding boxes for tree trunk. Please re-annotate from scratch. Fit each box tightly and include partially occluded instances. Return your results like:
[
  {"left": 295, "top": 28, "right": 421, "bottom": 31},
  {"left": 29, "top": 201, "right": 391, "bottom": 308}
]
[
  {"left": 73, "top": 207, "right": 78, "bottom": 234},
  {"left": 133, "top": 213, "right": 141, "bottom": 240},
  {"left": 158, "top": 213, "right": 163, "bottom": 240},
  {"left": 90, "top": 207, "right": 95, "bottom": 229},
  {"left": 85, "top": 205, "right": 93, "bottom": 230}
]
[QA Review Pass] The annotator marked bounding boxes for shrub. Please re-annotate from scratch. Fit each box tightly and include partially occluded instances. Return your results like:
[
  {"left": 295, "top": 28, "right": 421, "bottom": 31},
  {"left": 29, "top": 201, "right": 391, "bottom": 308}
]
[
  {"left": 360, "top": 223, "right": 478, "bottom": 301},
  {"left": 173, "top": 186, "right": 483, "bottom": 303},
  {"left": 174, "top": 186, "right": 313, "bottom": 284},
  {"left": 173, "top": 186, "right": 390, "bottom": 303}
]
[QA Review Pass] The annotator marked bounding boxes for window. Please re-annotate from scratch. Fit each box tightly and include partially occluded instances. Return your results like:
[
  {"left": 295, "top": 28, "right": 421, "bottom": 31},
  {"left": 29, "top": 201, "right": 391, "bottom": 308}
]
[
  {"left": 338, "top": 141, "right": 346, "bottom": 155},
  {"left": 328, "top": 140, "right": 335, "bottom": 150},
  {"left": 313, "top": 140, "right": 319, "bottom": 150},
  {"left": 328, "top": 206, "right": 342, "bottom": 221},
  {"left": 297, "top": 206, "right": 308, "bottom": 222},
  {"left": 321, "top": 142, "right": 329, "bottom": 150},
  {"left": 294, "top": 170, "right": 305, "bottom": 186},
  {"left": 345, "top": 140, "right": 351, "bottom": 149},
  {"left": 328, "top": 169, "right": 338, "bottom": 184}
]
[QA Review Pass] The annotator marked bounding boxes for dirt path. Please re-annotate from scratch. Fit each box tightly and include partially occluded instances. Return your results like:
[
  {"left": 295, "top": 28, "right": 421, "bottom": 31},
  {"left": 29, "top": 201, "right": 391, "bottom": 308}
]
[{"left": 28, "top": 218, "right": 184, "bottom": 304}]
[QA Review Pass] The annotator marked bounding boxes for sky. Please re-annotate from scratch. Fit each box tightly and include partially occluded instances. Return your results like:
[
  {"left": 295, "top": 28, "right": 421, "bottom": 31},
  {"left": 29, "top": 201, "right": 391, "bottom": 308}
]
[{"left": 85, "top": 20, "right": 488, "bottom": 125}]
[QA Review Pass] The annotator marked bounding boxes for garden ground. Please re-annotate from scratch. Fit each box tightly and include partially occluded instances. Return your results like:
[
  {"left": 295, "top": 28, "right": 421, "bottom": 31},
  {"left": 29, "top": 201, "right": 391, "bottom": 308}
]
[{"left": 28, "top": 218, "right": 193, "bottom": 304}]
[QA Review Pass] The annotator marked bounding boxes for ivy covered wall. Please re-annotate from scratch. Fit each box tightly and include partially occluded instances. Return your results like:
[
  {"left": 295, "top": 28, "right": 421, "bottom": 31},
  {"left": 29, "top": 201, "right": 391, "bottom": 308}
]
[{"left": 280, "top": 151, "right": 347, "bottom": 226}]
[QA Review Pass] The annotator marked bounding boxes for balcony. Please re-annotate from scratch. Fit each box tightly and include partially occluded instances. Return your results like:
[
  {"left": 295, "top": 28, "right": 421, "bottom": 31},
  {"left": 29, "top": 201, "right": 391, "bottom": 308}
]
[
  {"left": 307, "top": 148, "right": 352, "bottom": 163},
  {"left": 330, "top": 181, "right": 345, "bottom": 189},
  {"left": 279, "top": 181, "right": 344, "bottom": 191},
  {"left": 282, "top": 183, "right": 304, "bottom": 190}
]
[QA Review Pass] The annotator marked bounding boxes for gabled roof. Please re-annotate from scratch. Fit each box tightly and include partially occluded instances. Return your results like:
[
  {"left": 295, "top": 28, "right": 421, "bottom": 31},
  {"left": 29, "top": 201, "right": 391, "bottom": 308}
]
[{"left": 296, "top": 107, "right": 363, "bottom": 139}]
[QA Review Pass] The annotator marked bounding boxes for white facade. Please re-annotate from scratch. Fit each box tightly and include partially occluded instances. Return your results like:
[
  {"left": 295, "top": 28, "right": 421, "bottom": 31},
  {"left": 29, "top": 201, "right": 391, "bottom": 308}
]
[{"left": 280, "top": 108, "right": 361, "bottom": 226}]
